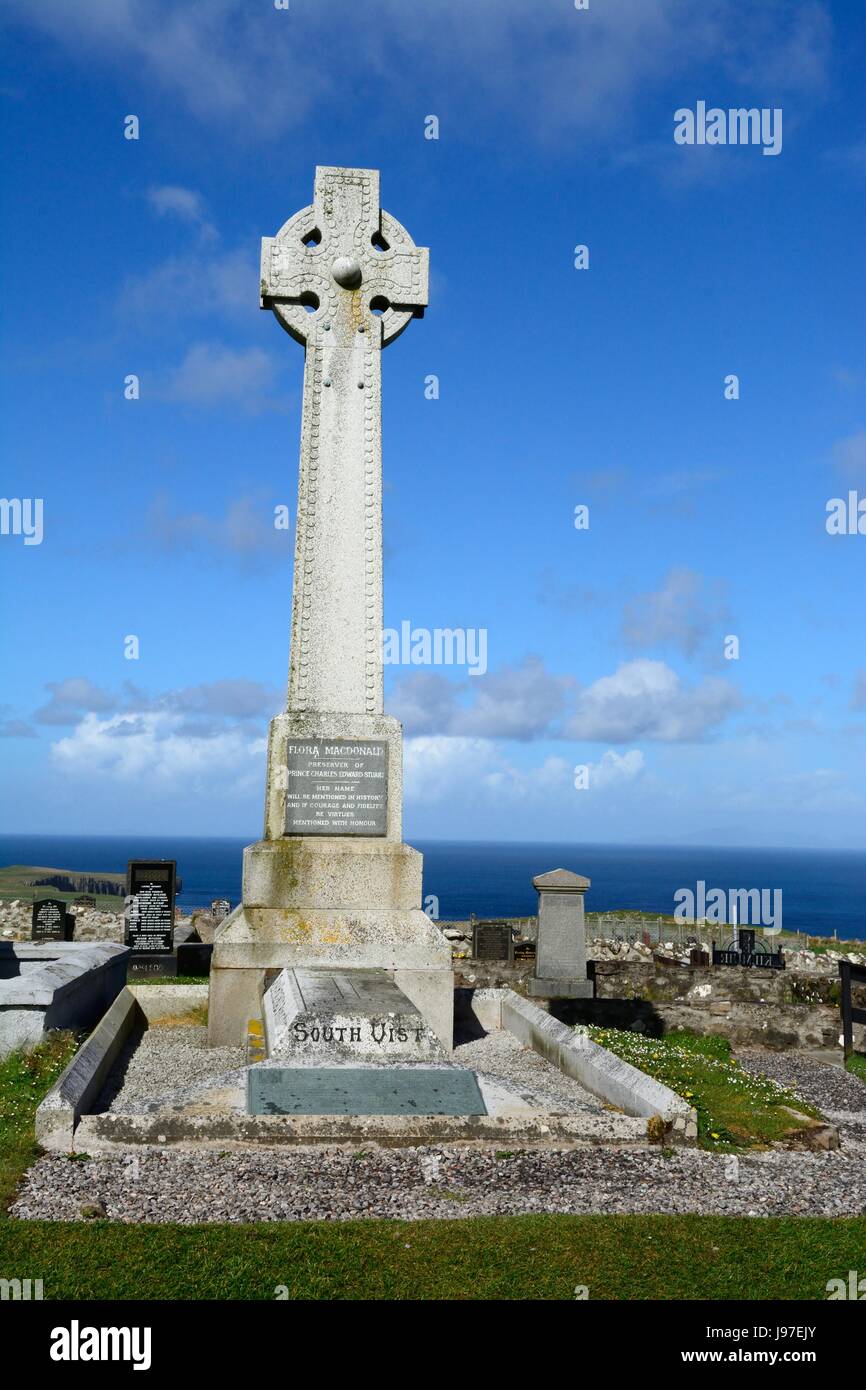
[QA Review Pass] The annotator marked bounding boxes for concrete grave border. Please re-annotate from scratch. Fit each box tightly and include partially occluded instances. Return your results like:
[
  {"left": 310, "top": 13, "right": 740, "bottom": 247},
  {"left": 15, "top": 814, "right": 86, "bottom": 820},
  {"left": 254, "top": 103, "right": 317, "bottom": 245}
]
[
  {"left": 36, "top": 987, "right": 143, "bottom": 1151},
  {"left": 35, "top": 983, "right": 697, "bottom": 1151},
  {"left": 0, "top": 941, "right": 130, "bottom": 1058},
  {"left": 499, "top": 990, "right": 697, "bottom": 1140}
]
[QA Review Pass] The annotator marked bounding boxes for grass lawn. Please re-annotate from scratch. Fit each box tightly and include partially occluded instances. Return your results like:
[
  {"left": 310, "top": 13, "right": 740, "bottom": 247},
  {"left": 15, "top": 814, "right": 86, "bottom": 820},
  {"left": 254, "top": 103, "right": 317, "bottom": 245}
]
[
  {"left": 1, "top": 1212, "right": 865, "bottom": 1300},
  {"left": 586, "top": 1026, "right": 819, "bottom": 1150},
  {"left": 1, "top": 1034, "right": 861, "bottom": 1302},
  {"left": 846, "top": 1053, "right": 866, "bottom": 1086},
  {"left": 0, "top": 1033, "right": 79, "bottom": 1214}
]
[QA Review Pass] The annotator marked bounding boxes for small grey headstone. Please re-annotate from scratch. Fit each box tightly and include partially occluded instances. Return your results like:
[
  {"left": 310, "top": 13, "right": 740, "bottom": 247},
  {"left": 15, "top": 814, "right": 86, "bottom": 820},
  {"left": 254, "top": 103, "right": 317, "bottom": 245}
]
[{"left": 472, "top": 921, "right": 514, "bottom": 962}]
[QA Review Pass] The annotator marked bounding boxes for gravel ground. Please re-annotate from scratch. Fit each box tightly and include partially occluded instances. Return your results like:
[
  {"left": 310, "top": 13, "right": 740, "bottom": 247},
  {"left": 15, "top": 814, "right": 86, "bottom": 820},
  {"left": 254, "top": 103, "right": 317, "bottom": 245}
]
[
  {"left": 736, "top": 1049, "right": 866, "bottom": 1151},
  {"left": 12, "top": 1036, "right": 866, "bottom": 1225},
  {"left": 99, "top": 1025, "right": 609, "bottom": 1118},
  {"left": 101, "top": 1026, "right": 245, "bottom": 1115},
  {"left": 11, "top": 1142, "right": 866, "bottom": 1223},
  {"left": 454, "top": 1030, "right": 606, "bottom": 1113}
]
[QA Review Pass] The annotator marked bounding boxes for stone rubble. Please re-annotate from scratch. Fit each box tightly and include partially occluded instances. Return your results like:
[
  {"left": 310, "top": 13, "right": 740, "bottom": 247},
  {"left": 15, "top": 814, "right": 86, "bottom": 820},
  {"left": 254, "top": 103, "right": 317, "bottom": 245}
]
[
  {"left": 2, "top": 897, "right": 862, "bottom": 971},
  {"left": 0, "top": 901, "right": 192, "bottom": 943}
]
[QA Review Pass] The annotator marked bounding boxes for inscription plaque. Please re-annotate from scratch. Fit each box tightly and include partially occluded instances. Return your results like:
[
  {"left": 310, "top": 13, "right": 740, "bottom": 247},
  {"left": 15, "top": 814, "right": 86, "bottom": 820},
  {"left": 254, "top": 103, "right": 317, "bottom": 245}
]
[
  {"left": 126, "top": 859, "right": 176, "bottom": 954},
  {"left": 248, "top": 1065, "right": 487, "bottom": 1117},
  {"left": 472, "top": 921, "right": 515, "bottom": 962},
  {"left": 31, "top": 898, "right": 72, "bottom": 942},
  {"left": 284, "top": 738, "right": 388, "bottom": 836}
]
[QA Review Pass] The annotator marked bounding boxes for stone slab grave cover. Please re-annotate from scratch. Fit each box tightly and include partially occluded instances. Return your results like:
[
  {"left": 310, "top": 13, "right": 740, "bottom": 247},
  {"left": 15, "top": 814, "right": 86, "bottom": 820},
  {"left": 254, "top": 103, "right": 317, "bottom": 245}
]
[
  {"left": 528, "top": 869, "right": 594, "bottom": 999},
  {"left": 208, "top": 167, "right": 453, "bottom": 1050},
  {"left": 263, "top": 967, "right": 445, "bottom": 1063},
  {"left": 0, "top": 942, "right": 129, "bottom": 1058}
]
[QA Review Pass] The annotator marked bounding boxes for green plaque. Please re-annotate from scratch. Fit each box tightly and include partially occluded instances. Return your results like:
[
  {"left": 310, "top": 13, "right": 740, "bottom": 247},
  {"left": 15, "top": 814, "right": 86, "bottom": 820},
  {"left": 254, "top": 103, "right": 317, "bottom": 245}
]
[{"left": 248, "top": 1066, "right": 487, "bottom": 1116}]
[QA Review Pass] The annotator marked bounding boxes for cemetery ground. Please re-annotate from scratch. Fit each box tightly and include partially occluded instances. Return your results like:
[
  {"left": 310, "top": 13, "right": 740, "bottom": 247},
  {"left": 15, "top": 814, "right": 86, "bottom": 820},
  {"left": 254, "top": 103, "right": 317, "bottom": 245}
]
[{"left": 2, "top": 1025, "right": 865, "bottom": 1300}]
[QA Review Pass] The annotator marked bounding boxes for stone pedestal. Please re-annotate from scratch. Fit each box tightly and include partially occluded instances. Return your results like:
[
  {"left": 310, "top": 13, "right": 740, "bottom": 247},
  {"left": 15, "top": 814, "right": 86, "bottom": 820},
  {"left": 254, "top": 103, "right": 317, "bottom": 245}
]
[
  {"left": 209, "top": 717, "right": 453, "bottom": 1049},
  {"left": 527, "top": 868, "right": 594, "bottom": 1000}
]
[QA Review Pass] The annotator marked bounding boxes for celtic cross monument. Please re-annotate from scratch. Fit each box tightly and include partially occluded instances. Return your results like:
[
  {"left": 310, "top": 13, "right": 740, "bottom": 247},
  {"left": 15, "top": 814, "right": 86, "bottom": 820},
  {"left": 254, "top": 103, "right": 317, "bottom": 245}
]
[{"left": 208, "top": 167, "right": 453, "bottom": 1050}]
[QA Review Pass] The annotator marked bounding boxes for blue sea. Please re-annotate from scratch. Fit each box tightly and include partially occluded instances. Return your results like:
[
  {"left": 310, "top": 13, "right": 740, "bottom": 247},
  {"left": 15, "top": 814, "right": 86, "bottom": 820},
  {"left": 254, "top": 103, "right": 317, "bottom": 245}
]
[{"left": 1, "top": 835, "right": 864, "bottom": 940}]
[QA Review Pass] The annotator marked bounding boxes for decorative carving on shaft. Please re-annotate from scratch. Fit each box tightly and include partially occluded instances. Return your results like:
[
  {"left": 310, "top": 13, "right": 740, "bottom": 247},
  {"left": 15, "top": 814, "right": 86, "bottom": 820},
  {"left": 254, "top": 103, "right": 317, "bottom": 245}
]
[{"left": 261, "top": 167, "right": 428, "bottom": 716}]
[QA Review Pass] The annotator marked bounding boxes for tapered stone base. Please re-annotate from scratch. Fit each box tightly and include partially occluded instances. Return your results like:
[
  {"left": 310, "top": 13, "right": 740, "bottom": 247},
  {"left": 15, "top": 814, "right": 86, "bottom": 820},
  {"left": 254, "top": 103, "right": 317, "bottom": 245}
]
[
  {"left": 208, "top": 712, "right": 454, "bottom": 1051},
  {"left": 208, "top": 838, "right": 454, "bottom": 1050}
]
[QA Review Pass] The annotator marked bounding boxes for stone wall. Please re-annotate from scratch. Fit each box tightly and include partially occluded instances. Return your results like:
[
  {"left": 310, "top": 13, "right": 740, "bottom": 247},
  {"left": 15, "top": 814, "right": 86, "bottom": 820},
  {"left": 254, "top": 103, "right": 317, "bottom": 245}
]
[{"left": 555, "top": 960, "right": 864, "bottom": 1051}]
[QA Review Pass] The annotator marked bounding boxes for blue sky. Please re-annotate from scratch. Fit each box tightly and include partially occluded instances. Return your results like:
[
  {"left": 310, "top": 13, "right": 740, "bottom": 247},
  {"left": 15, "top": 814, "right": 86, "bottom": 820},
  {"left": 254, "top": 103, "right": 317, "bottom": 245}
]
[{"left": 1, "top": 0, "right": 865, "bottom": 847}]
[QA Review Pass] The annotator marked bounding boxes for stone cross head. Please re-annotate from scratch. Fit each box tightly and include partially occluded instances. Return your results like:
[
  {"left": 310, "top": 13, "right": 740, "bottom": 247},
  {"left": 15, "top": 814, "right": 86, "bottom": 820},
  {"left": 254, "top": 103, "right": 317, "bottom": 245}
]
[{"left": 260, "top": 166, "right": 428, "bottom": 349}]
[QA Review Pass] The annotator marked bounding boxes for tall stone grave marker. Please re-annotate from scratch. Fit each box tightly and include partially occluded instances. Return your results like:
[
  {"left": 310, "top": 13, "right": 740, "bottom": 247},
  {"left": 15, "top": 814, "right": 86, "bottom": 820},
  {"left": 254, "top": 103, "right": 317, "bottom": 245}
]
[
  {"left": 528, "top": 869, "right": 593, "bottom": 999},
  {"left": 208, "top": 167, "right": 452, "bottom": 1048},
  {"left": 126, "top": 860, "right": 177, "bottom": 978}
]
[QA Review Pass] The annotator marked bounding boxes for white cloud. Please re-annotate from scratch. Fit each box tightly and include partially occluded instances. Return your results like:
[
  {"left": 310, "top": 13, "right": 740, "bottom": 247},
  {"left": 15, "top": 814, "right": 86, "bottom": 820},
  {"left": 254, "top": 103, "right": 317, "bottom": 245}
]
[
  {"left": 389, "top": 657, "right": 572, "bottom": 741},
  {"left": 390, "top": 656, "right": 738, "bottom": 745},
  {"left": 158, "top": 341, "right": 283, "bottom": 413},
  {"left": 621, "top": 567, "right": 729, "bottom": 657},
  {"left": 2, "top": 0, "right": 832, "bottom": 143},
  {"left": 119, "top": 246, "right": 255, "bottom": 325},
  {"left": 566, "top": 660, "right": 740, "bottom": 743},
  {"left": 833, "top": 430, "right": 866, "bottom": 484},
  {"left": 146, "top": 492, "right": 292, "bottom": 570},
  {"left": 146, "top": 184, "right": 207, "bottom": 224},
  {"left": 34, "top": 675, "right": 279, "bottom": 729},
  {"left": 403, "top": 736, "right": 644, "bottom": 808},
  {"left": 50, "top": 710, "right": 266, "bottom": 791},
  {"left": 851, "top": 672, "right": 866, "bottom": 713},
  {"left": 164, "top": 679, "right": 278, "bottom": 719},
  {"left": 34, "top": 677, "right": 116, "bottom": 726},
  {"left": 589, "top": 748, "right": 646, "bottom": 789}
]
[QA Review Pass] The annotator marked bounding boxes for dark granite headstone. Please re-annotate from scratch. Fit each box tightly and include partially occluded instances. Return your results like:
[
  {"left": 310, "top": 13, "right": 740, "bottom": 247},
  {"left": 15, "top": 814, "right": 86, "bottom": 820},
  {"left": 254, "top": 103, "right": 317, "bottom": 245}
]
[
  {"left": 126, "top": 860, "right": 176, "bottom": 955},
  {"left": 284, "top": 737, "right": 388, "bottom": 836},
  {"left": 472, "top": 921, "right": 514, "bottom": 962},
  {"left": 176, "top": 942, "right": 213, "bottom": 977},
  {"left": 31, "top": 898, "right": 72, "bottom": 942}
]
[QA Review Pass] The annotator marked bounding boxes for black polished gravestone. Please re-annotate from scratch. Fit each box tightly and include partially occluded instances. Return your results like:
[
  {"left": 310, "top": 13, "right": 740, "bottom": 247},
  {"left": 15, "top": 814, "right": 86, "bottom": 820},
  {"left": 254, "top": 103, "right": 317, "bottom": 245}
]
[
  {"left": 31, "top": 898, "right": 73, "bottom": 942},
  {"left": 126, "top": 860, "right": 177, "bottom": 978},
  {"left": 472, "top": 920, "right": 515, "bottom": 963}
]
